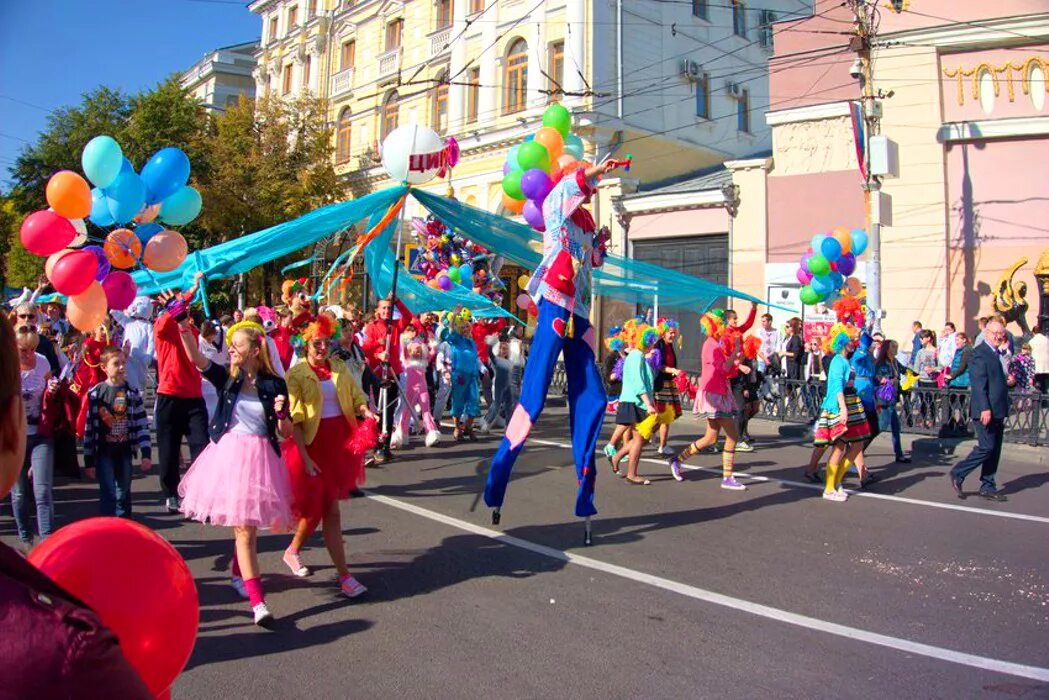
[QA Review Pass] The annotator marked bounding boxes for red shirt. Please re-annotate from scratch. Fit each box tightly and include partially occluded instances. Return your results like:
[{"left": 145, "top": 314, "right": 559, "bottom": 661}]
[
  {"left": 154, "top": 311, "right": 202, "bottom": 398},
  {"left": 472, "top": 319, "right": 506, "bottom": 364},
  {"left": 361, "top": 301, "right": 412, "bottom": 375}
]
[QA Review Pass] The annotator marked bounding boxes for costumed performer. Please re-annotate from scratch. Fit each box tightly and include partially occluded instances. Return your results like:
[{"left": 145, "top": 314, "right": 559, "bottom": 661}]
[
  {"left": 396, "top": 323, "right": 441, "bottom": 447},
  {"left": 281, "top": 314, "right": 377, "bottom": 599},
  {"left": 609, "top": 324, "right": 661, "bottom": 485},
  {"left": 444, "top": 310, "right": 486, "bottom": 442},
  {"left": 653, "top": 318, "right": 684, "bottom": 457},
  {"left": 176, "top": 319, "right": 295, "bottom": 628},
  {"left": 601, "top": 320, "right": 637, "bottom": 464},
  {"left": 667, "top": 310, "right": 747, "bottom": 490},
  {"left": 361, "top": 296, "right": 412, "bottom": 464},
  {"left": 484, "top": 160, "right": 623, "bottom": 528}
]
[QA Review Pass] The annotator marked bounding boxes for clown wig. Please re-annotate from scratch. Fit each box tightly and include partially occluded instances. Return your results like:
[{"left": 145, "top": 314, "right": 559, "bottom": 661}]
[
  {"left": 605, "top": 325, "right": 626, "bottom": 353},
  {"left": 700, "top": 311, "right": 726, "bottom": 340},
  {"left": 637, "top": 325, "right": 660, "bottom": 351},
  {"left": 656, "top": 317, "right": 679, "bottom": 335},
  {"left": 741, "top": 335, "right": 763, "bottom": 361},
  {"left": 832, "top": 296, "right": 865, "bottom": 327},
  {"left": 823, "top": 322, "right": 858, "bottom": 355},
  {"left": 303, "top": 313, "right": 338, "bottom": 343}
]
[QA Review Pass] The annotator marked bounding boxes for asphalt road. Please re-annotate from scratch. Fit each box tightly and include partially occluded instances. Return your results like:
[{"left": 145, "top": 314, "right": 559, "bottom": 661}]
[{"left": 3, "top": 408, "right": 1048, "bottom": 699}]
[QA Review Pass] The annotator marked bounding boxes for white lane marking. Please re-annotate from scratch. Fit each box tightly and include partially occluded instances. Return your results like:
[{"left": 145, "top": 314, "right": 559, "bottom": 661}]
[
  {"left": 365, "top": 490, "right": 1049, "bottom": 682},
  {"left": 522, "top": 435, "right": 1049, "bottom": 525}
]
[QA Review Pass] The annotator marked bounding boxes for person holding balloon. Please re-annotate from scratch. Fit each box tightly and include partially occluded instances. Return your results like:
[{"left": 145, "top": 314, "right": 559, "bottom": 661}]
[
  {"left": 176, "top": 314, "right": 295, "bottom": 627},
  {"left": 0, "top": 314, "right": 154, "bottom": 697}
]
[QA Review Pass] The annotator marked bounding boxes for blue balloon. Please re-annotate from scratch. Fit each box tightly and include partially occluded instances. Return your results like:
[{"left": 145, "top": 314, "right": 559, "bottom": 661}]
[
  {"left": 507, "top": 145, "right": 522, "bottom": 171},
  {"left": 159, "top": 185, "right": 202, "bottom": 226},
  {"left": 829, "top": 271, "right": 845, "bottom": 291},
  {"left": 120, "top": 157, "right": 135, "bottom": 175},
  {"left": 141, "top": 147, "right": 191, "bottom": 204},
  {"left": 82, "top": 135, "right": 123, "bottom": 189},
  {"left": 105, "top": 172, "right": 147, "bottom": 225},
  {"left": 134, "top": 222, "right": 163, "bottom": 245},
  {"left": 811, "top": 274, "right": 834, "bottom": 296},
  {"left": 524, "top": 134, "right": 535, "bottom": 142},
  {"left": 851, "top": 228, "right": 869, "bottom": 256},
  {"left": 820, "top": 236, "right": 843, "bottom": 262},
  {"left": 89, "top": 187, "right": 114, "bottom": 227},
  {"left": 564, "top": 134, "right": 585, "bottom": 160},
  {"left": 810, "top": 234, "right": 827, "bottom": 254},
  {"left": 459, "top": 264, "right": 474, "bottom": 287}
]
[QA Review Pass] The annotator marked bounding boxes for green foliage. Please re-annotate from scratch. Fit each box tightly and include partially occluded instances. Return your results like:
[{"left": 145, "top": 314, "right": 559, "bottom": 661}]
[{"left": 2, "top": 196, "right": 43, "bottom": 288}]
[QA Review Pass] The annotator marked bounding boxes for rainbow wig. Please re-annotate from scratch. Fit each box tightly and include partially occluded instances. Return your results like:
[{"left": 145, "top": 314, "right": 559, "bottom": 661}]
[
  {"left": 605, "top": 325, "right": 626, "bottom": 353},
  {"left": 823, "top": 322, "right": 858, "bottom": 354},
  {"left": 303, "top": 314, "right": 338, "bottom": 343},
  {"left": 700, "top": 311, "right": 726, "bottom": 340},
  {"left": 636, "top": 325, "right": 660, "bottom": 351},
  {"left": 620, "top": 318, "right": 643, "bottom": 347},
  {"left": 656, "top": 317, "right": 679, "bottom": 335}
]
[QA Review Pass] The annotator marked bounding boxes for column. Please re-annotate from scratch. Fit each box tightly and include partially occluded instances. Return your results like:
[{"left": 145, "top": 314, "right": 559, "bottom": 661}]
[
  {"left": 525, "top": 4, "right": 544, "bottom": 111},
  {"left": 447, "top": 0, "right": 468, "bottom": 130},
  {"left": 564, "top": 0, "right": 585, "bottom": 107}
]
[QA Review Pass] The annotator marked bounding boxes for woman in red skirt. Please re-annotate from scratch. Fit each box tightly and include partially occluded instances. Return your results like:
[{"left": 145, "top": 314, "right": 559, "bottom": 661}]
[{"left": 282, "top": 315, "right": 377, "bottom": 597}]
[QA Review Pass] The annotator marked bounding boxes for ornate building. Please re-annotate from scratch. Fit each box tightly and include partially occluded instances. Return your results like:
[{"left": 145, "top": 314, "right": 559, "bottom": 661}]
[{"left": 181, "top": 41, "right": 259, "bottom": 112}]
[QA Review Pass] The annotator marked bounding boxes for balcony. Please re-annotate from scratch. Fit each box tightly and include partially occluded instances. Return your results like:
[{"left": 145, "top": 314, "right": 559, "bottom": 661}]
[
  {"left": 429, "top": 26, "right": 451, "bottom": 57},
  {"left": 330, "top": 67, "right": 354, "bottom": 97},
  {"left": 378, "top": 48, "right": 402, "bottom": 81}
]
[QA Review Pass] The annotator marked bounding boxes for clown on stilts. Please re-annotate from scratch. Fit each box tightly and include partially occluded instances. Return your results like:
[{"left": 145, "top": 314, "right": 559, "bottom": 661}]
[{"left": 484, "top": 158, "right": 627, "bottom": 544}]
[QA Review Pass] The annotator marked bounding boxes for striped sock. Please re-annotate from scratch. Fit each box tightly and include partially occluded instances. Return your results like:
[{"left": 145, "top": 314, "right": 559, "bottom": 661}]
[
  {"left": 676, "top": 441, "right": 701, "bottom": 463},
  {"left": 722, "top": 449, "right": 736, "bottom": 480}
]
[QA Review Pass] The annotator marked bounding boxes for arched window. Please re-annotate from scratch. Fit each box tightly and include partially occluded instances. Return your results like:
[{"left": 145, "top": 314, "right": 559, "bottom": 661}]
[
  {"left": 381, "top": 91, "right": 399, "bottom": 141},
  {"left": 336, "top": 108, "right": 352, "bottom": 164},
  {"left": 432, "top": 73, "right": 449, "bottom": 133},
  {"left": 504, "top": 39, "right": 528, "bottom": 114}
]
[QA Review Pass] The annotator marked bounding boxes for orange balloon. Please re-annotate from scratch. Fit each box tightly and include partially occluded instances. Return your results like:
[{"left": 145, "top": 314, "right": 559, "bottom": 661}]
[
  {"left": 134, "top": 203, "right": 161, "bottom": 224},
  {"left": 502, "top": 193, "right": 525, "bottom": 214},
  {"left": 45, "top": 249, "right": 75, "bottom": 280},
  {"left": 832, "top": 226, "right": 852, "bottom": 255},
  {"left": 104, "top": 229, "right": 142, "bottom": 269},
  {"left": 143, "top": 230, "right": 188, "bottom": 272},
  {"left": 534, "top": 127, "right": 564, "bottom": 162},
  {"left": 67, "top": 281, "right": 108, "bottom": 332},
  {"left": 46, "top": 170, "right": 92, "bottom": 219}
]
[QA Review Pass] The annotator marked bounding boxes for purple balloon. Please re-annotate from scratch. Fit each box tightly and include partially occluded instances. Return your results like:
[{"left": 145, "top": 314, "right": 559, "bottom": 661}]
[
  {"left": 796, "top": 267, "right": 813, "bottom": 285},
  {"left": 83, "top": 245, "right": 111, "bottom": 281},
  {"left": 438, "top": 274, "right": 452, "bottom": 291},
  {"left": 101, "top": 270, "right": 137, "bottom": 310},
  {"left": 503, "top": 162, "right": 511, "bottom": 176},
  {"left": 520, "top": 168, "right": 553, "bottom": 202},
  {"left": 837, "top": 252, "right": 857, "bottom": 276},
  {"left": 523, "top": 199, "right": 546, "bottom": 231},
  {"left": 800, "top": 252, "right": 812, "bottom": 273}
]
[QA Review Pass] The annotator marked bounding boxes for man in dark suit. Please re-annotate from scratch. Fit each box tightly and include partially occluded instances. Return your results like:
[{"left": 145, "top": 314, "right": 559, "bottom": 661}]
[{"left": 950, "top": 320, "right": 1010, "bottom": 501}]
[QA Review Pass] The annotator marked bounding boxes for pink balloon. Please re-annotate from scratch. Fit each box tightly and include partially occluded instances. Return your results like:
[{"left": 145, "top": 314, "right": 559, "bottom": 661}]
[
  {"left": 516, "top": 293, "right": 531, "bottom": 310},
  {"left": 796, "top": 268, "right": 813, "bottom": 285},
  {"left": 49, "top": 249, "right": 98, "bottom": 296},
  {"left": 21, "top": 210, "right": 76, "bottom": 256},
  {"left": 101, "top": 271, "right": 138, "bottom": 310}
]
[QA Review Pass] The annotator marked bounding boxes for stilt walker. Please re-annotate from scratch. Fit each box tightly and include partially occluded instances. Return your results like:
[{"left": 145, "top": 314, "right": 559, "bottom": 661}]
[{"left": 484, "top": 159, "right": 627, "bottom": 545}]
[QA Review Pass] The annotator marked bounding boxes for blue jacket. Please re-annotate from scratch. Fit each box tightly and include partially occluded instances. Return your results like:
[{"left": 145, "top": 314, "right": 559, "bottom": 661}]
[
  {"left": 968, "top": 343, "right": 1009, "bottom": 420},
  {"left": 851, "top": 331, "right": 875, "bottom": 408}
]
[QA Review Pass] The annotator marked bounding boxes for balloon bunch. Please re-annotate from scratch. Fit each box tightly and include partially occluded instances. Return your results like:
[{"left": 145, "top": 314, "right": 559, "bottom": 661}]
[
  {"left": 19, "top": 136, "right": 200, "bottom": 332},
  {"left": 796, "top": 226, "right": 869, "bottom": 307},
  {"left": 412, "top": 215, "right": 504, "bottom": 304},
  {"left": 501, "top": 104, "right": 589, "bottom": 230},
  {"left": 514, "top": 274, "right": 538, "bottom": 318}
]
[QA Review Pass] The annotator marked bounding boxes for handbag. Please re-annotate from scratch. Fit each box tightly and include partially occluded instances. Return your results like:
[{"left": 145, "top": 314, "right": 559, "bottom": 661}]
[{"left": 875, "top": 380, "right": 897, "bottom": 405}]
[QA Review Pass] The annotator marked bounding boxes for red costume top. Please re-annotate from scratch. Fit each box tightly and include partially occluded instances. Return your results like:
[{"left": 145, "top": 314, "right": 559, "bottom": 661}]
[
  {"left": 472, "top": 318, "right": 506, "bottom": 364},
  {"left": 361, "top": 300, "right": 412, "bottom": 376},
  {"left": 154, "top": 310, "right": 202, "bottom": 399}
]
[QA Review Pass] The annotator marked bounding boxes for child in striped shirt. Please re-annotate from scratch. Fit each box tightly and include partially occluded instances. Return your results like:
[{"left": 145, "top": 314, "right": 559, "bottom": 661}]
[{"left": 81, "top": 346, "right": 152, "bottom": 517}]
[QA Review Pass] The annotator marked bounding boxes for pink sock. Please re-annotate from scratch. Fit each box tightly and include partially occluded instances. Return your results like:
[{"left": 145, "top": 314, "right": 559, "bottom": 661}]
[
  {"left": 243, "top": 577, "right": 264, "bottom": 607},
  {"left": 231, "top": 549, "right": 242, "bottom": 578}
]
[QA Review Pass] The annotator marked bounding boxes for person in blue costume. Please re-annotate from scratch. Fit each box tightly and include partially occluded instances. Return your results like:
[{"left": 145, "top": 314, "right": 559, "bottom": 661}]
[{"left": 484, "top": 160, "right": 624, "bottom": 543}]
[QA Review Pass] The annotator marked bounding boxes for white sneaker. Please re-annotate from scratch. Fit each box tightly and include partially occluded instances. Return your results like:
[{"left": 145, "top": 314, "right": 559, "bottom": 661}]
[
  {"left": 390, "top": 428, "right": 404, "bottom": 449},
  {"left": 231, "top": 576, "right": 248, "bottom": 599},
  {"left": 822, "top": 490, "right": 848, "bottom": 502},
  {"left": 477, "top": 419, "right": 490, "bottom": 434},
  {"left": 735, "top": 441, "right": 754, "bottom": 453},
  {"left": 425, "top": 429, "right": 441, "bottom": 447},
  {"left": 252, "top": 602, "right": 275, "bottom": 627}
]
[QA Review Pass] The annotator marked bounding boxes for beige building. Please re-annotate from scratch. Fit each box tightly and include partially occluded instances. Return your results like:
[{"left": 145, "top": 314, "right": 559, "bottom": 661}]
[{"left": 181, "top": 41, "right": 259, "bottom": 112}]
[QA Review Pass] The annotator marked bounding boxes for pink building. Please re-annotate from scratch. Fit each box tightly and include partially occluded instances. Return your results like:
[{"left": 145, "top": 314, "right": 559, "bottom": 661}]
[{"left": 610, "top": 0, "right": 1049, "bottom": 343}]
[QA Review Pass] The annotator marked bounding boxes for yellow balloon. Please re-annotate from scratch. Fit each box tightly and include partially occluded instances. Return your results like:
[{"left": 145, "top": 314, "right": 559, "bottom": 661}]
[{"left": 518, "top": 274, "right": 530, "bottom": 288}]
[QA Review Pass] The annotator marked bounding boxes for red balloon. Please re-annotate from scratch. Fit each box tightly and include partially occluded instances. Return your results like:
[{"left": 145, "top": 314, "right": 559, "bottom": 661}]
[
  {"left": 101, "top": 271, "right": 138, "bottom": 310},
  {"left": 49, "top": 249, "right": 98, "bottom": 296},
  {"left": 20, "top": 209, "right": 76, "bottom": 256},
  {"left": 29, "top": 518, "right": 199, "bottom": 696}
]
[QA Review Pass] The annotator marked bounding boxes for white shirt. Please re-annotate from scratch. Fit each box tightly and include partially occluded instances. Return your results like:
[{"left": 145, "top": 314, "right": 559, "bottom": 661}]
[
  {"left": 122, "top": 319, "right": 155, "bottom": 392},
  {"left": 229, "top": 385, "right": 268, "bottom": 436},
  {"left": 938, "top": 332, "right": 957, "bottom": 370},
  {"left": 320, "top": 379, "right": 342, "bottom": 419},
  {"left": 1029, "top": 333, "right": 1049, "bottom": 374}
]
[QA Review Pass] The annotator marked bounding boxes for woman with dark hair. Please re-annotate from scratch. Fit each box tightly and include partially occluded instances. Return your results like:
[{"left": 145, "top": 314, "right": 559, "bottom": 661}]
[
  {"left": 875, "top": 339, "right": 908, "bottom": 463},
  {"left": 782, "top": 318, "right": 804, "bottom": 381}
]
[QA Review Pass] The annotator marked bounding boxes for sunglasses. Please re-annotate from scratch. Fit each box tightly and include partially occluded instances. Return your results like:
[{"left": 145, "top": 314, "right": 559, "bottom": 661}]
[{"left": 16, "top": 313, "right": 36, "bottom": 320}]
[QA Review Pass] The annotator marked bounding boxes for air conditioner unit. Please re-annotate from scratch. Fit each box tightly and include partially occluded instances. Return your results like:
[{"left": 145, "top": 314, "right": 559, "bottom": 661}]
[
  {"left": 679, "top": 59, "right": 701, "bottom": 81},
  {"left": 725, "top": 81, "right": 742, "bottom": 97}
]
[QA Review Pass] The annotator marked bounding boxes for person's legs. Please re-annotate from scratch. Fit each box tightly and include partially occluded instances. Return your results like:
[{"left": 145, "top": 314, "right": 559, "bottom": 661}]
[
  {"left": 485, "top": 301, "right": 567, "bottom": 514},
  {"left": 10, "top": 443, "right": 33, "bottom": 543},
  {"left": 30, "top": 438, "right": 54, "bottom": 538},
  {"left": 562, "top": 320, "right": 607, "bottom": 516},
  {"left": 978, "top": 419, "right": 1005, "bottom": 493},
  {"left": 718, "top": 417, "right": 744, "bottom": 489},
  {"left": 950, "top": 420, "right": 993, "bottom": 486},
  {"left": 806, "top": 445, "right": 827, "bottom": 477},
  {"left": 95, "top": 451, "right": 118, "bottom": 517},
  {"left": 888, "top": 409, "right": 905, "bottom": 460},
  {"left": 824, "top": 442, "right": 846, "bottom": 498},
  {"left": 284, "top": 516, "right": 318, "bottom": 577},
  {"left": 321, "top": 500, "right": 349, "bottom": 578},
  {"left": 154, "top": 395, "right": 186, "bottom": 500},
  {"left": 675, "top": 422, "right": 720, "bottom": 463},
  {"left": 114, "top": 452, "right": 133, "bottom": 518},
  {"left": 185, "top": 398, "right": 210, "bottom": 462},
  {"left": 624, "top": 434, "right": 646, "bottom": 482},
  {"left": 235, "top": 526, "right": 271, "bottom": 622}
]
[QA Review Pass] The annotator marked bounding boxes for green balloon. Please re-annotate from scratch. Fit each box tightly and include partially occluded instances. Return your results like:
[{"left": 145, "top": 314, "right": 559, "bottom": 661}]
[
  {"left": 808, "top": 254, "right": 830, "bottom": 277},
  {"left": 517, "top": 141, "right": 551, "bottom": 172},
  {"left": 543, "top": 104, "right": 572, "bottom": 137},
  {"left": 799, "top": 285, "right": 821, "bottom": 306},
  {"left": 502, "top": 171, "right": 525, "bottom": 200},
  {"left": 448, "top": 267, "right": 461, "bottom": 283}
]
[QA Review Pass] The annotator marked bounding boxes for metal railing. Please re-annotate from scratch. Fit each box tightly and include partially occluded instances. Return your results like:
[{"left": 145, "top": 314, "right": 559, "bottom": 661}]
[{"left": 546, "top": 365, "right": 1048, "bottom": 446}]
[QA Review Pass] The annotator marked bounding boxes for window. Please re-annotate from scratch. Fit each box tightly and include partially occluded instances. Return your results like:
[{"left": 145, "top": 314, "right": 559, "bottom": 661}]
[
  {"left": 385, "top": 19, "right": 403, "bottom": 51},
  {"left": 303, "top": 55, "right": 312, "bottom": 91},
  {"left": 308, "top": 0, "right": 317, "bottom": 17},
  {"left": 466, "top": 66, "right": 480, "bottom": 123},
  {"left": 336, "top": 109, "right": 352, "bottom": 164},
  {"left": 548, "top": 41, "right": 564, "bottom": 102},
  {"left": 381, "top": 91, "right": 399, "bottom": 140},
  {"left": 695, "top": 73, "right": 710, "bottom": 119},
  {"left": 737, "top": 88, "right": 750, "bottom": 132},
  {"left": 433, "top": 75, "right": 449, "bottom": 133},
  {"left": 469, "top": 0, "right": 484, "bottom": 13},
  {"left": 268, "top": 16, "right": 278, "bottom": 42},
  {"left": 436, "top": 0, "right": 453, "bottom": 29},
  {"left": 691, "top": 0, "right": 708, "bottom": 20},
  {"left": 341, "top": 41, "right": 356, "bottom": 71},
  {"left": 282, "top": 63, "right": 294, "bottom": 94},
  {"left": 758, "top": 9, "right": 776, "bottom": 49},
  {"left": 287, "top": 5, "right": 298, "bottom": 28},
  {"left": 504, "top": 39, "right": 528, "bottom": 114},
  {"left": 732, "top": 1, "right": 746, "bottom": 38}
]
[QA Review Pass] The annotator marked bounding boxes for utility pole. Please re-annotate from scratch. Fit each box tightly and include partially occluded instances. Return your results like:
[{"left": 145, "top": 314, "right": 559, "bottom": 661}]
[{"left": 851, "top": 0, "right": 883, "bottom": 333}]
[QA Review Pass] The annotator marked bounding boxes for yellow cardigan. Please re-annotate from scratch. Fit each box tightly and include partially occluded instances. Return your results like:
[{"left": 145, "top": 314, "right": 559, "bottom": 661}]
[{"left": 285, "top": 357, "right": 368, "bottom": 445}]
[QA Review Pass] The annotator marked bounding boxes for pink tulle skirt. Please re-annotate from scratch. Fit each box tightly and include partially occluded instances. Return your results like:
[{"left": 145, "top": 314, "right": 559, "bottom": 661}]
[{"left": 178, "top": 432, "right": 294, "bottom": 531}]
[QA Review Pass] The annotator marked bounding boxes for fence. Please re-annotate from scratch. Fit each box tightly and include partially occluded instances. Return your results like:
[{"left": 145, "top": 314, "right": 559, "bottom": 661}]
[{"left": 548, "top": 364, "right": 1048, "bottom": 446}]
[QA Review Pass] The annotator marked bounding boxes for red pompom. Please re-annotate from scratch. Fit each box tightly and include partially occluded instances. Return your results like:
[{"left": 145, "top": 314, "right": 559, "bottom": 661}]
[{"left": 350, "top": 416, "right": 379, "bottom": 455}]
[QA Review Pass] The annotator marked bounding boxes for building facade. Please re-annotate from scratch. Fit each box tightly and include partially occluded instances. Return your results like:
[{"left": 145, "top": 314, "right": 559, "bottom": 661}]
[{"left": 181, "top": 41, "right": 259, "bottom": 111}]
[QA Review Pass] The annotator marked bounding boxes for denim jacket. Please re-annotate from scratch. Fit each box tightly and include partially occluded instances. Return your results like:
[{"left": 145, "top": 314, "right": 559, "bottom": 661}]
[{"left": 201, "top": 362, "right": 288, "bottom": 455}]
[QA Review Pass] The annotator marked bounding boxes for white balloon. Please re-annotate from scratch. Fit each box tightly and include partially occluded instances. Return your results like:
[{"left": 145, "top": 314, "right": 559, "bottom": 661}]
[
  {"left": 381, "top": 125, "right": 448, "bottom": 185},
  {"left": 70, "top": 218, "right": 88, "bottom": 247}
]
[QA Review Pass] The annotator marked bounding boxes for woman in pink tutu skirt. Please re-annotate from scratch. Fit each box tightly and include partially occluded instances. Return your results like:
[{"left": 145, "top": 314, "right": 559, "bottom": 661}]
[
  {"left": 176, "top": 313, "right": 294, "bottom": 628},
  {"left": 281, "top": 315, "right": 378, "bottom": 598}
]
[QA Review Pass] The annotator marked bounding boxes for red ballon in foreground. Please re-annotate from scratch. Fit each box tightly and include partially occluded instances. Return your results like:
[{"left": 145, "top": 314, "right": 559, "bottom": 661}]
[
  {"left": 48, "top": 249, "right": 98, "bottom": 296},
  {"left": 20, "top": 209, "right": 76, "bottom": 256},
  {"left": 29, "top": 517, "right": 199, "bottom": 696}
]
